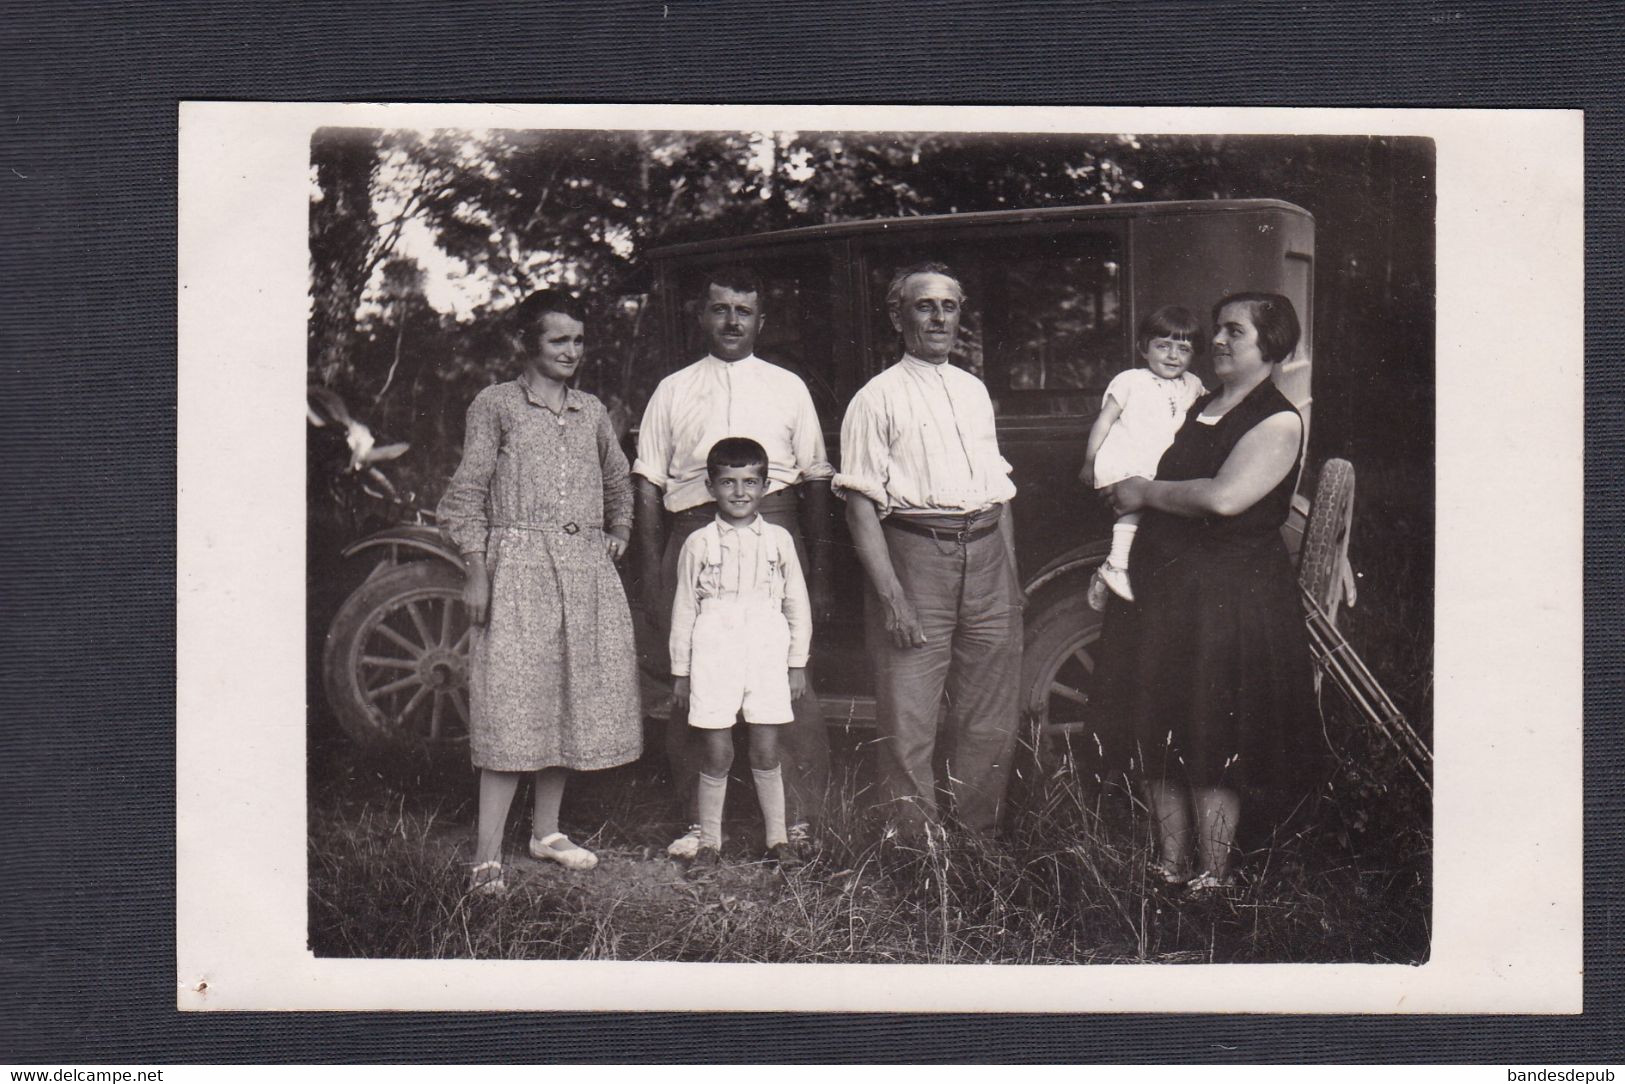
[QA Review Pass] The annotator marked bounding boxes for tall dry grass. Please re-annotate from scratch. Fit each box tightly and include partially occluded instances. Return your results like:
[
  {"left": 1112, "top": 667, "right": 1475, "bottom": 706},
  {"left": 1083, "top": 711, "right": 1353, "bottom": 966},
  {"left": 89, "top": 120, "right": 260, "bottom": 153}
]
[
  {"left": 308, "top": 457, "right": 1431, "bottom": 964},
  {"left": 310, "top": 704, "right": 1429, "bottom": 964}
]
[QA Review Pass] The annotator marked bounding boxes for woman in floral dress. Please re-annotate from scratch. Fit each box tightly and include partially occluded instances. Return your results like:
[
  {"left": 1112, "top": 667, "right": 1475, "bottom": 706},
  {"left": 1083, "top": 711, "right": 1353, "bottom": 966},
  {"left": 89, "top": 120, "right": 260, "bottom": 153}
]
[{"left": 438, "top": 290, "right": 642, "bottom": 895}]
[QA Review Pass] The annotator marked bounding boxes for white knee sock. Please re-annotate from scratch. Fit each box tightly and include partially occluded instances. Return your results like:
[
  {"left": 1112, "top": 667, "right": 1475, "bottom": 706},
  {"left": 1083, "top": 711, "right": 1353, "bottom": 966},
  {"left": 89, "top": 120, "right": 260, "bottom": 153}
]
[
  {"left": 698, "top": 772, "right": 728, "bottom": 848},
  {"left": 1108, "top": 520, "right": 1137, "bottom": 568},
  {"left": 752, "top": 765, "right": 788, "bottom": 848}
]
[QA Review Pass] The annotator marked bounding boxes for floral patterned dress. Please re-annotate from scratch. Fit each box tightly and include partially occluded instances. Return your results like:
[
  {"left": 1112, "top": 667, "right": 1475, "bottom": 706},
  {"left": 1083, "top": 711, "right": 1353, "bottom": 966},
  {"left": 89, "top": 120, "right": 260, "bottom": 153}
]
[{"left": 437, "top": 379, "right": 643, "bottom": 772}]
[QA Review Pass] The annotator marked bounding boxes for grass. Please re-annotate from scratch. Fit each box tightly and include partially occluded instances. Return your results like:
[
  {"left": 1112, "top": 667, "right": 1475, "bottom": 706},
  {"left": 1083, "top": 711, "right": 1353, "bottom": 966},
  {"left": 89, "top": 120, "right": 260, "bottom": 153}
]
[
  {"left": 309, "top": 708, "right": 1430, "bottom": 964},
  {"left": 307, "top": 455, "right": 1432, "bottom": 965}
]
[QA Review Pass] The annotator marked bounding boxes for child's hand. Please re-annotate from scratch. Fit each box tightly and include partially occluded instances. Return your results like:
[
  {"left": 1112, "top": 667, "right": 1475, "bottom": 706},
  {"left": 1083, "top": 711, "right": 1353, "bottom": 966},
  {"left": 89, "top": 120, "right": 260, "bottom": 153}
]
[
  {"left": 788, "top": 667, "right": 808, "bottom": 701},
  {"left": 1078, "top": 460, "right": 1095, "bottom": 489},
  {"left": 671, "top": 676, "right": 690, "bottom": 711},
  {"left": 463, "top": 565, "right": 491, "bottom": 625}
]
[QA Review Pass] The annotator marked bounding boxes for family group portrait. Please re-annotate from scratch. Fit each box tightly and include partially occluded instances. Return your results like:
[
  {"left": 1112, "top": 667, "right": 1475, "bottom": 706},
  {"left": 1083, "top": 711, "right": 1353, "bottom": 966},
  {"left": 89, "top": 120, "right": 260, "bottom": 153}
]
[{"left": 304, "top": 121, "right": 1435, "bottom": 967}]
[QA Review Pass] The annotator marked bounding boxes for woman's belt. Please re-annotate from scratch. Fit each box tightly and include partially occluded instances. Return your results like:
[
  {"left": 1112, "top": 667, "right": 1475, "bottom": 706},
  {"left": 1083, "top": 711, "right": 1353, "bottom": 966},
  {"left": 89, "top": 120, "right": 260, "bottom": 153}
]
[
  {"left": 882, "top": 504, "right": 1003, "bottom": 544},
  {"left": 490, "top": 520, "right": 603, "bottom": 535}
]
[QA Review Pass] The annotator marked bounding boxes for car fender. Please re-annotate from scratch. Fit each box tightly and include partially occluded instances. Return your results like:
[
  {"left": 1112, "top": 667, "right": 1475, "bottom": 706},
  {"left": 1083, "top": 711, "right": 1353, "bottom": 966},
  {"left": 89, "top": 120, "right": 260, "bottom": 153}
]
[
  {"left": 1022, "top": 540, "right": 1110, "bottom": 599},
  {"left": 341, "top": 524, "right": 466, "bottom": 575}
]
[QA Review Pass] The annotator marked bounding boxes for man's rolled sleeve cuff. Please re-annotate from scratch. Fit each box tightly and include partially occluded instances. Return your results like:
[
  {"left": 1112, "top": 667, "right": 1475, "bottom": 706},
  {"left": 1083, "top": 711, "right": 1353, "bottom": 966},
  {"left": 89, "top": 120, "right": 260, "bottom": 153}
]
[
  {"left": 607, "top": 517, "right": 634, "bottom": 533},
  {"left": 786, "top": 652, "right": 810, "bottom": 669},
  {"left": 830, "top": 472, "right": 888, "bottom": 509},
  {"left": 630, "top": 459, "right": 668, "bottom": 488},
  {"left": 800, "top": 460, "right": 836, "bottom": 483}
]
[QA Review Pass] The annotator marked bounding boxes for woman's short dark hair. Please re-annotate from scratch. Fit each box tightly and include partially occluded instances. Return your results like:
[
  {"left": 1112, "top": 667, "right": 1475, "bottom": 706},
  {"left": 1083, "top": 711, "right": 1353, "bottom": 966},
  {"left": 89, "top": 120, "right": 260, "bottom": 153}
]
[
  {"left": 1136, "top": 305, "right": 1206, "bottom": 357},
  {"left": 702, "top": 264, "right": 763, "bottom": 302},
  {"left": 1213, "top": 292, "right": 1300, "bottom": 366},
  {"left": 512, "top": 289, "right": 587, "bottom": 350},
  {"left": 706, "top": 436, "right": 769, "bottom": 481}
]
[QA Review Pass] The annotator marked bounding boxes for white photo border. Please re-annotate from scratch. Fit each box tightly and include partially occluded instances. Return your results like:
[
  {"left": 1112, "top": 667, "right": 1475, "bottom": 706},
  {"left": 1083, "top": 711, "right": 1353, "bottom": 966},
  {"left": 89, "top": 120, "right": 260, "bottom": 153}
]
[{"left": 176, "top": 102, "right": 1583, "bottom": 1013}]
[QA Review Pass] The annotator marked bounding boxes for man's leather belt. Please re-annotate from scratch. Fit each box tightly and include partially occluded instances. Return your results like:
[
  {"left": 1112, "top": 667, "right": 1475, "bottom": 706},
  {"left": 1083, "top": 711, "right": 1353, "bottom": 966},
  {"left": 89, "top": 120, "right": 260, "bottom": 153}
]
[{"left": 883, "top": 507, "right": 1002, "bottom": 545}]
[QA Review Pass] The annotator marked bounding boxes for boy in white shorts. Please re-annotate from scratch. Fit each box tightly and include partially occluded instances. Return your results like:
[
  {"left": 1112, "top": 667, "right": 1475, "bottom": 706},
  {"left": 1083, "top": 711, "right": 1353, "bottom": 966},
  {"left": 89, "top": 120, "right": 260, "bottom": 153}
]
[{"left": 669, "top": 437, "right": 811, "bottom": 874}]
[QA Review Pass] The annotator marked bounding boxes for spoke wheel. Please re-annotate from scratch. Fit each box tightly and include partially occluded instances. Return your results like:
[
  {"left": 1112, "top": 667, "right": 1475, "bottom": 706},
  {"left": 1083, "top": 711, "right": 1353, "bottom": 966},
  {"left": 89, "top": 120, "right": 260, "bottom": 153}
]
[
  {"left": 322, "top": 561, "right": 471, "bottom": 750},
  {"left": 1020, "top": 589, "right": 1105, "bottom": 766}
]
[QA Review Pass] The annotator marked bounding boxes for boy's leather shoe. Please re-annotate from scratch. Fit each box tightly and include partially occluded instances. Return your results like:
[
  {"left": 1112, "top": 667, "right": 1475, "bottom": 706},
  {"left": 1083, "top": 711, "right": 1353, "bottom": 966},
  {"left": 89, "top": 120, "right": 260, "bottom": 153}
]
[
  {"left": 766, "top": 842, "right": 804, "bottom": 870},
  {"left": 685, "top": 845, "right": 722, "bottom": 880}
]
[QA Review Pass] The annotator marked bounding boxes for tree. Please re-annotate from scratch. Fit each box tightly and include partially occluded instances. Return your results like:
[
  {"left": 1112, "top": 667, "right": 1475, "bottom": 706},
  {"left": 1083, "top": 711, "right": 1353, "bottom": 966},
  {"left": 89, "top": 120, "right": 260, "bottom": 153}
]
[{"left": 309, "top": 128, "right": 380, "bottom": 386}]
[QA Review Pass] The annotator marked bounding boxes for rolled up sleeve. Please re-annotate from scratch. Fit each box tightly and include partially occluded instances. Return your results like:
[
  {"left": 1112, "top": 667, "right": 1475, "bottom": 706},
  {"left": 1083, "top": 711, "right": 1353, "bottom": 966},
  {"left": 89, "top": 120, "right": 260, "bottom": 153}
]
[
  {"left": 791, "top": 381, "right": 834, "bottom": 484},
  {"left": 831, "top": 388, "right": 891, "bottom": 510},
  {"left": 630, "top": 380, "right": 671, "bottom": 490},
  {"left": 437, "top": 388, "right": 500, "bottom": 558}
]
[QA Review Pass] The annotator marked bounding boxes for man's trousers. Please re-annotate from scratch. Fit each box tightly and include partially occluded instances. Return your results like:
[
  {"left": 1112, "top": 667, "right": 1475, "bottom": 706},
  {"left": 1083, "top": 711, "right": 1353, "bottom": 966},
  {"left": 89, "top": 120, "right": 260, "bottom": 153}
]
[{"left": 865, "top": 512, "right": 1023, "bottom": 834}]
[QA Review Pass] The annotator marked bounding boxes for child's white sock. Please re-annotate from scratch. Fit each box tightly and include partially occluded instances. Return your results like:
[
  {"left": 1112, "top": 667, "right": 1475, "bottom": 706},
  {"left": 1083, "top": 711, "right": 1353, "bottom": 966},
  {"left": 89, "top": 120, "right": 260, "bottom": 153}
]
[
  {"left": 752, "top": 765, "right": 788, "bottom": 848},
  {"left": 1108, "top": 520, "right": 1137, "bottom": 569},
  {"left": 698, "top": 772, "right": 728, "bottom": 848}
]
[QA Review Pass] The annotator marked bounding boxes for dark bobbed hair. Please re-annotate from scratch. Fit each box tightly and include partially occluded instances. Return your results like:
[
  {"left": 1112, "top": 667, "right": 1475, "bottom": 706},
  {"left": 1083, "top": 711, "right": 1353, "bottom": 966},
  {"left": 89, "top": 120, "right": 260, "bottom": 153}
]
[
  {"left": 1135, "top": 304, "right": 1206, "bottom": 357},
  {"left": 885, "top": 261, "right": 965, "bottom": 314},
  {"left": 1213, "top": 292, "right": 1301, "bottom": 366},
  {"left": 512, "top": 289, "right": 587, "bottom": 350},
  {"left": 701, "top": 264, "right": 764, "bottom": 303},
  {"left": 706, "top": 436, "right": 769, "bottom": 481}
]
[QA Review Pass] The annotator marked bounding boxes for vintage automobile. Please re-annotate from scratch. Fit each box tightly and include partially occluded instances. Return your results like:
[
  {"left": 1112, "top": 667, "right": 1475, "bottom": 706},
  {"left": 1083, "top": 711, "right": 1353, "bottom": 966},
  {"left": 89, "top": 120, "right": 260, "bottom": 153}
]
[{"left": 321, "top": 198, "right": 1319, "bottom": 762}]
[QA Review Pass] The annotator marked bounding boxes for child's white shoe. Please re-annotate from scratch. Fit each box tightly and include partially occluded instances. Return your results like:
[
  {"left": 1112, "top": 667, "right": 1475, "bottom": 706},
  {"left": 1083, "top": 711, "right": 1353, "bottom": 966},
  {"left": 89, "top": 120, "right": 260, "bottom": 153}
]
[
  {"left": 529, "top": 832, "right": 598, "bottom": 871},
  {"left": 1087, "top": 569, "right": 1110, "bottom": 612},
  {"left": 1099, "top": 561, "right": 1135, "bottom": 603},
  {"left": 467, "top": 860, "right": 507, "bottom": 897},
  {"left": 666, "top": 824, "right": 703, "bottom": 859}
]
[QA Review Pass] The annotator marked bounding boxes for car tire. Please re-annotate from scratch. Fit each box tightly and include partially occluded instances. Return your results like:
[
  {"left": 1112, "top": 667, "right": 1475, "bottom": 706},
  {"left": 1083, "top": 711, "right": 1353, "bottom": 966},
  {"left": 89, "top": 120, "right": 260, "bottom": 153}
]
[
  {"left": 321, "top": 561, "right": 472, "bottom": 750},
  {"left": 1299, "top": 458, "right": 1356, "bottom": 619}
]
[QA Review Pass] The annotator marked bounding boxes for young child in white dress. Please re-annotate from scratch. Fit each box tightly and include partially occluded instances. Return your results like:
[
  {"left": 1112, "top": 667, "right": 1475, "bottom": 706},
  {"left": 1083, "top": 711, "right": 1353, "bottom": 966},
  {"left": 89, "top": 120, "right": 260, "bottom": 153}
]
[
  {"left": 669, "top": 437, "right": 812, "bottom": 875},
  {"left": 1080, "top": 306, "right": 1207, "bottom": 608}
]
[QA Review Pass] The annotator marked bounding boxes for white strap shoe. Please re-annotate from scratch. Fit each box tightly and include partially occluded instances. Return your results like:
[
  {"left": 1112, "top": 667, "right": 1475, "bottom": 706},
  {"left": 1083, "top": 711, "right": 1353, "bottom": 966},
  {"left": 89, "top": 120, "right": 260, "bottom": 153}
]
[{"left": 529, "top": 832, "right": 598, "bottom": 871}]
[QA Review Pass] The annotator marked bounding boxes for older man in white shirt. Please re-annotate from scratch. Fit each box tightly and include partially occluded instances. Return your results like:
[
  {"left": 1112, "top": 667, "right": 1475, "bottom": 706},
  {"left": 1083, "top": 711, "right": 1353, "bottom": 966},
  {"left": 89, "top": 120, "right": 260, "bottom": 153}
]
[
  {"left": 634, "top": 266, "right": 833, "bottom": 856},
  {"left": 835, "top": 262, "right": 1023, "bottom": 838}
]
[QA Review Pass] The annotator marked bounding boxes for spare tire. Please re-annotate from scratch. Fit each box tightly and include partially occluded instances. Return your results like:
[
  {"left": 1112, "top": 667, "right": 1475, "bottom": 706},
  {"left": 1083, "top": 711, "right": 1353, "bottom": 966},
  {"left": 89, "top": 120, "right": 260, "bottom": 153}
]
[{"left": 1299, "top": 458, "right": 1356, "bottom": 621}]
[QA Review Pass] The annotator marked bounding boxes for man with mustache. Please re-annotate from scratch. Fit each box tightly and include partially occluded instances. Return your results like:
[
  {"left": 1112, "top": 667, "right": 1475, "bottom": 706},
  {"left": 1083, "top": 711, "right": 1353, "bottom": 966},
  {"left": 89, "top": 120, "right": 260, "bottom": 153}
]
[{"left": 634, "top": 265, "right": 833, "bottom": 860}]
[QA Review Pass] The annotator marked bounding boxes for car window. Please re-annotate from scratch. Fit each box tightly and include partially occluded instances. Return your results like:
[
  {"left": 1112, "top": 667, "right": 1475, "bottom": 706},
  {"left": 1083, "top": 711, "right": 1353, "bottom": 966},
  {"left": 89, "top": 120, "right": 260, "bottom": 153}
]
[{"left": 865, "top": 232, "right": 1124, "bottom": 417}]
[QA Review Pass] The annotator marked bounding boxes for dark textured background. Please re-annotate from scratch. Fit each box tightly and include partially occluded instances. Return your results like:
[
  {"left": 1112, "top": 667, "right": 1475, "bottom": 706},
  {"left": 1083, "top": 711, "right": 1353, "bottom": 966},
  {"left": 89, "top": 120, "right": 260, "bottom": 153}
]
[{"left": 2, "top": 0, "right": 1618, "bottom": 1064}]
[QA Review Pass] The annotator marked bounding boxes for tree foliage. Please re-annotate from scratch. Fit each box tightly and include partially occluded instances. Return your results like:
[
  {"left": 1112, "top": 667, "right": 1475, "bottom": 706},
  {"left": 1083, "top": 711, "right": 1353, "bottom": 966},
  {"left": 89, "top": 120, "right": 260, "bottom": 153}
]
[{"left": 308, "top": 127, "right": 1432, "bottom": 513}]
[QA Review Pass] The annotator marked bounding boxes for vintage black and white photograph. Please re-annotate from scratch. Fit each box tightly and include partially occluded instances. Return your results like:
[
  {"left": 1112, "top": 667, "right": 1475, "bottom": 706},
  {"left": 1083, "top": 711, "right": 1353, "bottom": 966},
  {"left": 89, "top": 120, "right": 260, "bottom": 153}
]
[
  {"left": 302, "top": 120, "right": 1434, "bottom": 965},
  {"left": 177, "top": 103, "right": 1580, "bottom": 1012}
]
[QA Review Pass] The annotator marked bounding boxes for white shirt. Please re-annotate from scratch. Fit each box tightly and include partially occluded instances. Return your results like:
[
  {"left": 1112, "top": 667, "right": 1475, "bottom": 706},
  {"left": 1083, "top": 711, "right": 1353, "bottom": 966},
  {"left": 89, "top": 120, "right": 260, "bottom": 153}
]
[
  {"left": 632, "top": 354, "right": 834, "bottom": 513},
  {"left": 833, "top": 354, "right": 1017, "bottom": 516},
  {"left": 668, "top": 515, "right": 812, "bottom": 675}
]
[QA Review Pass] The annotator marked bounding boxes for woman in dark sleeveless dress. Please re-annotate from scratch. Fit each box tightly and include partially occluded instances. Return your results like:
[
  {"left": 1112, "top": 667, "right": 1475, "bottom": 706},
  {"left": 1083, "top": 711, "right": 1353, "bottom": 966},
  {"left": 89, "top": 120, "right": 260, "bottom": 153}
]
[{"left": 1098, "top": 292, "right": 1316, "bottom": 892}]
